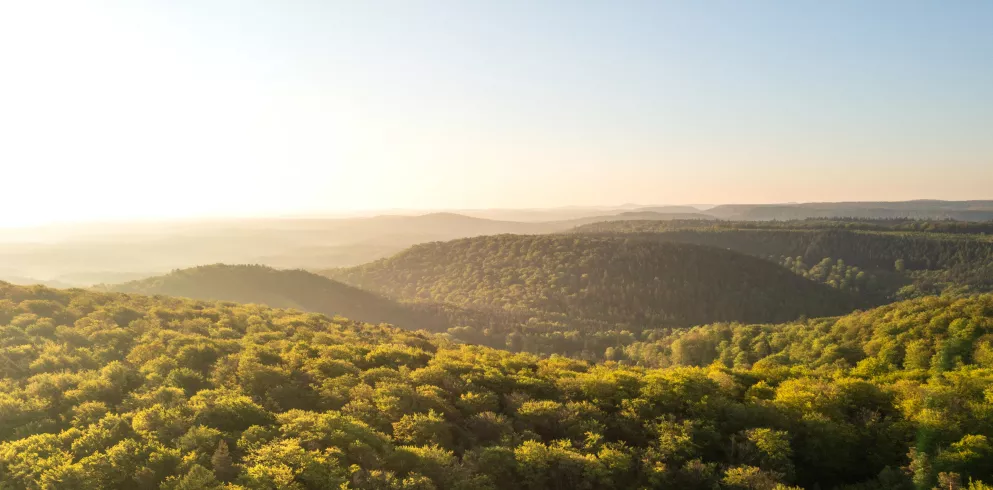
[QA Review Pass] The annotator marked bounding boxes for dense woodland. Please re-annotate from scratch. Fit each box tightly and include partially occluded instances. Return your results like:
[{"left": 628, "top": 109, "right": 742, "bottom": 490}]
[
  {"left": 6, "top": 216, "right": 993, "bottom": 489},
  {"left": 574, "top": 220, "right": 993, "bottom": 300},
  {"left": 106, "top": 265, "right": 441, "bottom": 332},
  {"left": 328, "top": 235, "right": 856, "bottom": 325},
  {"left": 325, "top": 235, "right": 855, "bottom": 356},
  {"left": 773, "top": 256, "right": 878, "bottom": 295},
  {"left": 2, "top": 283, "right": 993, "bottom": 489},
  {"left": 97, "top": 223, "right": 993, "bottom": 364}
]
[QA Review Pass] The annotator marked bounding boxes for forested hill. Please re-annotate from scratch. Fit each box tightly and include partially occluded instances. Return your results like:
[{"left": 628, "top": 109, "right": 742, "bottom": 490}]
[
  {"left": 327, "top": 235, "right": 856, "bottom": 328},
  {"left": 574, "top": 219, "right": 993, "bottom": 299},
  {"left": 3, "top": 283, "right": 993, "bottom": 488},
  {"left": 573, "top": 221, "right": 993, "bottom": 272},
  {"left": 106, "top": 264, "right": 443, "bottom": 331},
  {"left": 612, "top": 292, "right": 993, "bottom": 369}
]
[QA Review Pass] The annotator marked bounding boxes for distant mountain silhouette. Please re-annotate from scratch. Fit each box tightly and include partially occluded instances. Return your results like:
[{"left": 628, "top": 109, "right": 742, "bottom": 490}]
[{"left": 706, "top": 200, "right": 993, "bottom": 221}]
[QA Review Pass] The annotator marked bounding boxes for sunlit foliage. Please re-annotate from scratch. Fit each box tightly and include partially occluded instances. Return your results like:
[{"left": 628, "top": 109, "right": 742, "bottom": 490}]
[{"left": 2, "top": 283, "right": 993, "bottom": 488}]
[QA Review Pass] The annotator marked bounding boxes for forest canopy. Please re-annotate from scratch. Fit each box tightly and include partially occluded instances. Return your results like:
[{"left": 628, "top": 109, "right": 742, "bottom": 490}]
[
  {"left": 324, "top": 235, "right": 855, "bottom": 353},
  {"left": 3, "top": 282, "right": 993, "bottom": 488},
  {"left": 573, "top": 220, "right": 993, "bottom": 301}
]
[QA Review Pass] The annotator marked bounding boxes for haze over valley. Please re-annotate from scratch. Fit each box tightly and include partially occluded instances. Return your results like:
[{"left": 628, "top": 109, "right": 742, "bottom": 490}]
[{"left": 6, "top": 200, "right": 993, "bottom": 288}]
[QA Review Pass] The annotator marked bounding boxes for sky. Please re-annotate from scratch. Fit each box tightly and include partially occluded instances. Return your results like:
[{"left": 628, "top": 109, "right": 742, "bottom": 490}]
[{"left": 1, "top": 0, "right": 991, "bottom": 226}]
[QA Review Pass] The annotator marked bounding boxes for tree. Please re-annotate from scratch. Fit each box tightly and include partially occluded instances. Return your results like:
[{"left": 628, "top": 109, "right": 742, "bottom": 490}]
[
  {"left": 166, "top": 464, "right": 222, "bottom": 490},
  {"left": 392, "top": 411, "right": 453, "bottom": 449},
  {"left": 211, "top": 440, "right": 236, "bottom": 482}
]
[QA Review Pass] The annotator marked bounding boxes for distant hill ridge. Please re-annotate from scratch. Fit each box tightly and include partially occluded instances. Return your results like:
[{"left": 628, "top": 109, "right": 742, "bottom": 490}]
[
  {"left": 9, "top": 200, "right": 993, "bottom": 281},
  {"left": 706, "top": 200, "right": 993, "bottom": 221}
]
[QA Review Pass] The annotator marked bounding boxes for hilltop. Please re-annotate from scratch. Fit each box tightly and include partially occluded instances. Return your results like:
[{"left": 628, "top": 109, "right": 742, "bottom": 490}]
[
  {"left": 326, "top": 235, "right": 856, "bottom": 341},
  {"left": 106, "top": 264, "right": 443, "bottom": 330},
  {"left": 573, "top": 219, "right": 993, "bottom": 300}
]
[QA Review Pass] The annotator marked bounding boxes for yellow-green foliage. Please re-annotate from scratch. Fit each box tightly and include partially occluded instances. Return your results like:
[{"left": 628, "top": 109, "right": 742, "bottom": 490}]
[{"left": 1, "top": 283, "right": 993, "bottom": 489}]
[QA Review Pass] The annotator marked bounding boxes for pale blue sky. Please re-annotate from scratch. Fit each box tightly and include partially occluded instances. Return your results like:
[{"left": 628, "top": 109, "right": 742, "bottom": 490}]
[{"left": 0, "top": 1, "right": 991, "bottom": 225}]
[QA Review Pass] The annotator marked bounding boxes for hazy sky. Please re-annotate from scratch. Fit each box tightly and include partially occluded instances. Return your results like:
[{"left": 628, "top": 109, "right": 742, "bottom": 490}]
[{"left": 1, "top": 1, "right": 991, "bottom": 226}]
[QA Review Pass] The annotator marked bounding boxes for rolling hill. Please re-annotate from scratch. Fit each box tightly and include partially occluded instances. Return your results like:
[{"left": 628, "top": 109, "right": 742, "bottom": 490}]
[
  {"left": 326, "top": 235, "right": 857, "bottom": 330},
  {"left": 573, "top": 219, "right": 993, "bottom": 300},
  {"left": 621, "top": 292, "right": 993, "bottom": 370},
  {"left": 106, "top": 264, "right": 444, "bottom": 330},
  {"left": 11, "top": 201, "right": 992, "bottom": 284}
]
